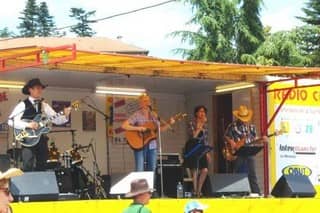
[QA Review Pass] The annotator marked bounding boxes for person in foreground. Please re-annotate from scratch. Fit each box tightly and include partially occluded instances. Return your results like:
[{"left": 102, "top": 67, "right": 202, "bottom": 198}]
[
  {"left": 123, "top": 179, "right": 153, "bottom": 213},
  {"left": 184, "top": 200, "right": 208, "bottom": 213},
  {"left": 0, "top": 168, "right": 24, "bottom": 213}
]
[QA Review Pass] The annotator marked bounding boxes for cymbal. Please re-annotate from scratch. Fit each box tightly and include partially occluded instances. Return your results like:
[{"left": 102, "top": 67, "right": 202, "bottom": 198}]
[{"left": 50, "top": 129, "right": 77, "bottom": 133}]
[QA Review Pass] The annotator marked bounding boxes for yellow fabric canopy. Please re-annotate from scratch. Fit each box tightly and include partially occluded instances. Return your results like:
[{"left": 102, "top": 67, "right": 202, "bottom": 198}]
[{"left": 1, "top": 46, "right": 320, "bottom": 82}]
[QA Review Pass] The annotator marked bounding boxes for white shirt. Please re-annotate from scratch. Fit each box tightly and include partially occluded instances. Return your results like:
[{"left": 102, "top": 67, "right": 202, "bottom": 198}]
[{"left": 8, "top": 96, "right": 69, "bottom": 129}]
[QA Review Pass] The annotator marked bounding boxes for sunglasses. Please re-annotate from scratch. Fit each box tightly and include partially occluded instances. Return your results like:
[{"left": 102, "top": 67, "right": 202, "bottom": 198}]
[{"left": 0, "top": 188, "right": 11, "bottom": 196}]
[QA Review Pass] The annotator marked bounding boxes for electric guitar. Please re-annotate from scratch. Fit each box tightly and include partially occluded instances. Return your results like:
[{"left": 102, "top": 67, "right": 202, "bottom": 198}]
[
  {"left": 222, "top": 130, "right": 283, "bottom": 161},
  {"left": 125, "top": 112, "right": 187, "bottom": 150},
  {"left": 14, "top": 100, "right": 80, "bottom": 147}
]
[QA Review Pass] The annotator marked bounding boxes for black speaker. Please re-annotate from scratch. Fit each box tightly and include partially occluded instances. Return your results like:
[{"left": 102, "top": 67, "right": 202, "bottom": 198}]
[
  {"left": 0, "top": 154, "right": 10, "bottom": 172},
  {"left": 209, "top": 173, "right": 251, "bottom": 197},
  {"left": 10, "top": 171, "right": 59, "bottom": 201},
  {"left": 271, "top": 175, "right": 316, "bottom": 198},
  {"left": 156, "top": 165, "right": 183, "bottom": 197}
]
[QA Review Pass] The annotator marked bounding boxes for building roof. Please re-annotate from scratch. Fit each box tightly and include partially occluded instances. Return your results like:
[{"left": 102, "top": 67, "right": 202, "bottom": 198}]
[{"left": 0, "top": 37, "right": 148, "bottom": 55}]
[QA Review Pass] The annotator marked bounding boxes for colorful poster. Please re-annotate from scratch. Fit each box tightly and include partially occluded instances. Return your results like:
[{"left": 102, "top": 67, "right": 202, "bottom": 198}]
[
  {"left": 82, "top": 111, "right": 96, "bottom": 131},
  {"left": 106, "top": 96, "right": 157, "bottom": 145},
  {"left": 268, "top": 82, "right": 320, "bottom": 187}
]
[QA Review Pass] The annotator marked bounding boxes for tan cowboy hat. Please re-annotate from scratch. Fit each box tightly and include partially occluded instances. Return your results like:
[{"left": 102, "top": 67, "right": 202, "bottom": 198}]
[
  {"left": 233, "top": 105, "right": 253, "bottom": 122},
  {"left": 125, "top": 178, "right": 154, "bottom": 198},
  {"left": 0, "top": 168, "right": 23, "bottom": 180}
]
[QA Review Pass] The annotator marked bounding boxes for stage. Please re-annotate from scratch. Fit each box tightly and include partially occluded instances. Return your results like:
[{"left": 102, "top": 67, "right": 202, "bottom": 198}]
[{"left": 10, "top": 197, "right": 320, "bottom": 213}]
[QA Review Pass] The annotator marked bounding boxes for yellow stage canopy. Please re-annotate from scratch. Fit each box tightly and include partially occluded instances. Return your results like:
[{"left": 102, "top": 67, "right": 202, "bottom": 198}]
[{"left": 1, "top": 46, "right": 320, "bottom": 82}]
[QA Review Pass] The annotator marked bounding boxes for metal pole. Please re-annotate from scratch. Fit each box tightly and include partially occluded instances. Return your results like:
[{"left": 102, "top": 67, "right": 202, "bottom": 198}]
[{"left": 157, "top": 120, "right": 164, "bottom": 197}]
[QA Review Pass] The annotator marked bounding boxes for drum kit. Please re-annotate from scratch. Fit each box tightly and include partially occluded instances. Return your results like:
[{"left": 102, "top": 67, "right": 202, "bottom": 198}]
[{"left": 6, "top": 129, "right": 107, "bottom": 199}]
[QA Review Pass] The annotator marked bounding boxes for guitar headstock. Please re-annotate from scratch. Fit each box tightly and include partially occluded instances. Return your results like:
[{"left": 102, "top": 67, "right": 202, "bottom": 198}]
[
  {"left": 71, "top": 100, "right": 81, "bottom": 111},
  {"left": 173, "top": 113, "right": 187, "bottom": 121},
  {"left": 274, "top": 129, "right": 285, "bottom": 136}
]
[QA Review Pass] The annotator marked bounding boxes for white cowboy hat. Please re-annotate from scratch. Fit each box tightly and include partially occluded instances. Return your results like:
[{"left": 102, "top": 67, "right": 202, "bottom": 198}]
[
  {"left": 233, "top": 105, "right": 253, "bottom": 122},
  {"left": 0, "top": 168, "right": 23, "bottom": 180}
]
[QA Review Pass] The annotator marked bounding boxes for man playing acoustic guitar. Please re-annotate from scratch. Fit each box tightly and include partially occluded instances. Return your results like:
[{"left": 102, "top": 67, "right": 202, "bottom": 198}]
[
  {"left": 122, "top": 94, "right": 175, "bottom": 172},
  {"left": 8, "top": 78, "right": 71, "bottom": 171},
  {"left": 224, "top": 105, "right": 268, "bottom": 194}
]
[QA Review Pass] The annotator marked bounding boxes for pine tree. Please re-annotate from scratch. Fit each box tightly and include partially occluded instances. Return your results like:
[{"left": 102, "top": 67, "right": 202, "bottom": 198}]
[
  {"left": 298, "top": 0, "right": 320, "bottom": 26},
  {"left": 18, "top": 0, "right": 39, "bottom": 37},
  {"left": 236, "top": 0, "right": 265, "bottom": 60},
  {"left": 171, "top": 0, "right": 237, "bottom": 62},
  {"left": 69, "top": 8, "right": 96, "bottom": 37},
  {"left": 37, "top": 2, "right": 56, "bottom": 36},
  {"left": 0, "top": 27, "right": 15, "bottom": 37},
  {"left": 297, "top": 0, "right": 320, "bottom": 66}
]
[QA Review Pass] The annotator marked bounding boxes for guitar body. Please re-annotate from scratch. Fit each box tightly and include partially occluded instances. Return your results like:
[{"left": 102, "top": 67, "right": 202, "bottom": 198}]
[
  {"left": 14, "top": 114, "right": 51, "bottom": 147},
  {"left": 125, "top": 122, "right": 157, "bottom": 150}
]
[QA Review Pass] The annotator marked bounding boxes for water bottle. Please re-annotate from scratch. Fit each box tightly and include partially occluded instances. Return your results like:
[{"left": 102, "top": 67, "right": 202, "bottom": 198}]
[{"left": 176, "top": 182, "right": 184, "bottom": 198}]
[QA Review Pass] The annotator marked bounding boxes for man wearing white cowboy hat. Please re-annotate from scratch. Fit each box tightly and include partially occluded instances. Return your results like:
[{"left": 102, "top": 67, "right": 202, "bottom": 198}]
[
  {"left": 8, "top": 78, "right": 71, "bottom": 171},
  {"left": 123, "top": 179, "right": 153, "bottom": 213},
  {"left": 0, "top": 168, "right": 23, "bottom": 213},
  {"left": 224, "top": 105, "right": 268, "bottom": 194}
]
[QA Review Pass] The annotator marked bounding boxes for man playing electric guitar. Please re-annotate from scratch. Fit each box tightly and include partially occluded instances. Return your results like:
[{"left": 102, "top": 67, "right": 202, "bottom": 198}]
[
  {"left": 224, "top": 105, "right": 268, "bottom": 194},
  {"left": 8, "top": 78, "right": 71, "bottom": 171},
  {"left": 122, "top": 94, "right": 175, "bottom": 172}
]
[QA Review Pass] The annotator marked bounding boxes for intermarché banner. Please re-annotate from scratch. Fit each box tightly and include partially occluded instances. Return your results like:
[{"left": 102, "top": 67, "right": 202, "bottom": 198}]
[{"left": 268, "top": 81, "right": 320, "bottom": 187}]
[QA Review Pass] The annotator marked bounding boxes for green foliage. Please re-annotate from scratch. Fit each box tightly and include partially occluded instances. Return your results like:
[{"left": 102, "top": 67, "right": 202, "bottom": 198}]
[
  {"left": 241, "top": 27, "right": 313, "bottom": 66},
  {"left": 298, "top": 0, "right": 320, "bottom": 26},
  {"left": 172, "top": 0, "right": 265, "bottom": 63},
  {"left": 69, "top": 8, "right": 96, "bottom": 37},
  {"left": 236, "top": 0, "right": 265, "bottom": 59},
  {"left": 18, "top": 0, "right": 39, "bottom": 37},
  {"left": 0, "top": 27, "right": 15, "bottom": 37},
  {"left": 38, "top": 2, "right": 56, "bottom": 36}
]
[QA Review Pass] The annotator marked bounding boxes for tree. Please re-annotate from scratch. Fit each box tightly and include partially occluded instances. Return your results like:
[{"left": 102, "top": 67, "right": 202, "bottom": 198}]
[
  {"left": 236, "top": 0, "right": 265, "bottom": 60},
  {"left": 37, "top": 2, "right": 56, "bottom": 36},
  {"left": 0, "top": 27, "right": 15, "bottom": 37},
  {"left": 171, "top": 0, "right": 237, "bottom": 62},
  {"left": 241, "top": 27, "right": 313, "bottom": 66},
  {"left": 69, "top": 8, "right": 96, "bottom": 37},
  {"left": 172, "top": 0, "right": 264, "bottom": 63},
  {"left": 18, "top": 0, "right": 39, "bottom": 37},
  {"left": 298, "top": 0, "right": 320, "bottom": 26},
  {"left": 297, "top": 0, "right": 320, "bottom": 66}
]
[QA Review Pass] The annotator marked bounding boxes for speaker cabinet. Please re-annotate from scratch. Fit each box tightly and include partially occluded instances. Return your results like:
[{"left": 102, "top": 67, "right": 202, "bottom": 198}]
[
  {"left": 271, "top": 175, "right": 316, "bottom": 198},
  {"left": 156, "top": 165, "right": 183, "bottom": 198},
  {"left": 209, "top": 173, "right": 250, "bottom": 197},
  {"left": 10, "top": 171, "right": 59, "bottom": 201}
]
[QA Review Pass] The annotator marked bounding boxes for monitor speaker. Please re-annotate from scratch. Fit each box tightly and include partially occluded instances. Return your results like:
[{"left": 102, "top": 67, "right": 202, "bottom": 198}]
[
  {"left": 271, "top": 175, "right": 316, "bottom": 198},
  {"left": 10, "top": 171, "right": 59, "bottom": 202},
  {"left": 209, "top": 173, "right": 250, "bottom": 197},
  {"left": 156, "top": 165, "right": 183, "bottom": 198}
]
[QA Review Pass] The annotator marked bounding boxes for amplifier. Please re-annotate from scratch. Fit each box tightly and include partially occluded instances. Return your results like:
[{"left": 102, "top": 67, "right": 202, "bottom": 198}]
[{"left": 157, "top": 153, "right": 181, "bottom": 166}]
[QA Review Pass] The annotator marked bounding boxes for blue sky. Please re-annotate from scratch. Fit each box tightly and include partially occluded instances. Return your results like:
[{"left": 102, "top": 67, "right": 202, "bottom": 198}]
[{"left": 0, "top": 0, "right": 307, "bottom": 59}]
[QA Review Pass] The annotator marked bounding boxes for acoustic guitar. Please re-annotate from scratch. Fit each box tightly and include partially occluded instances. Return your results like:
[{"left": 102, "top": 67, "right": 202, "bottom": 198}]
[
  {"left": 222, "top": 130, "right": 283, "bottom": 161},
  {"left": 15, "top": 100, "right": 80, "bottom": 147},
  {"left": 125, "top": 112, "right": 187, "bottom": 150}
]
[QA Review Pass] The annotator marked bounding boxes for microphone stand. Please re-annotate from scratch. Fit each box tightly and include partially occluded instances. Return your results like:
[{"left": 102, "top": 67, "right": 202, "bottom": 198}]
[{"left": 81, "top": 100, "right": 111, "bottom": 195}]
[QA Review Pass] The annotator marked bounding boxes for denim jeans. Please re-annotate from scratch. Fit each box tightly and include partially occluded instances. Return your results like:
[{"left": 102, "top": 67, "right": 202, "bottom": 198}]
[
  {"left": 134, "top": 146, "right": 157, "bottom": 172},
  {"left": 234, "top": 155, "right": 261, "bottom": 194}
]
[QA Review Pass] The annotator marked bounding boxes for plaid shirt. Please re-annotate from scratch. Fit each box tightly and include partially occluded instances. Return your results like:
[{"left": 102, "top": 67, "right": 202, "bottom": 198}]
[{"left": 224, "top": 119, "right": 257, "bottom": 144}]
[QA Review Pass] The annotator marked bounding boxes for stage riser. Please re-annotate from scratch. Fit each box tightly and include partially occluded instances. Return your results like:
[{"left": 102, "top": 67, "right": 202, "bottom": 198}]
[{"left": 11, "top": 198, "right": 320, "bottom": 213}]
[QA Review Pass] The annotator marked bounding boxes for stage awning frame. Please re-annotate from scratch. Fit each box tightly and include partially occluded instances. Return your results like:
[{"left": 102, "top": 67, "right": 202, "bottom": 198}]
[{"left": 2, "top": 44, "right": 320, "bottom": 196}]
